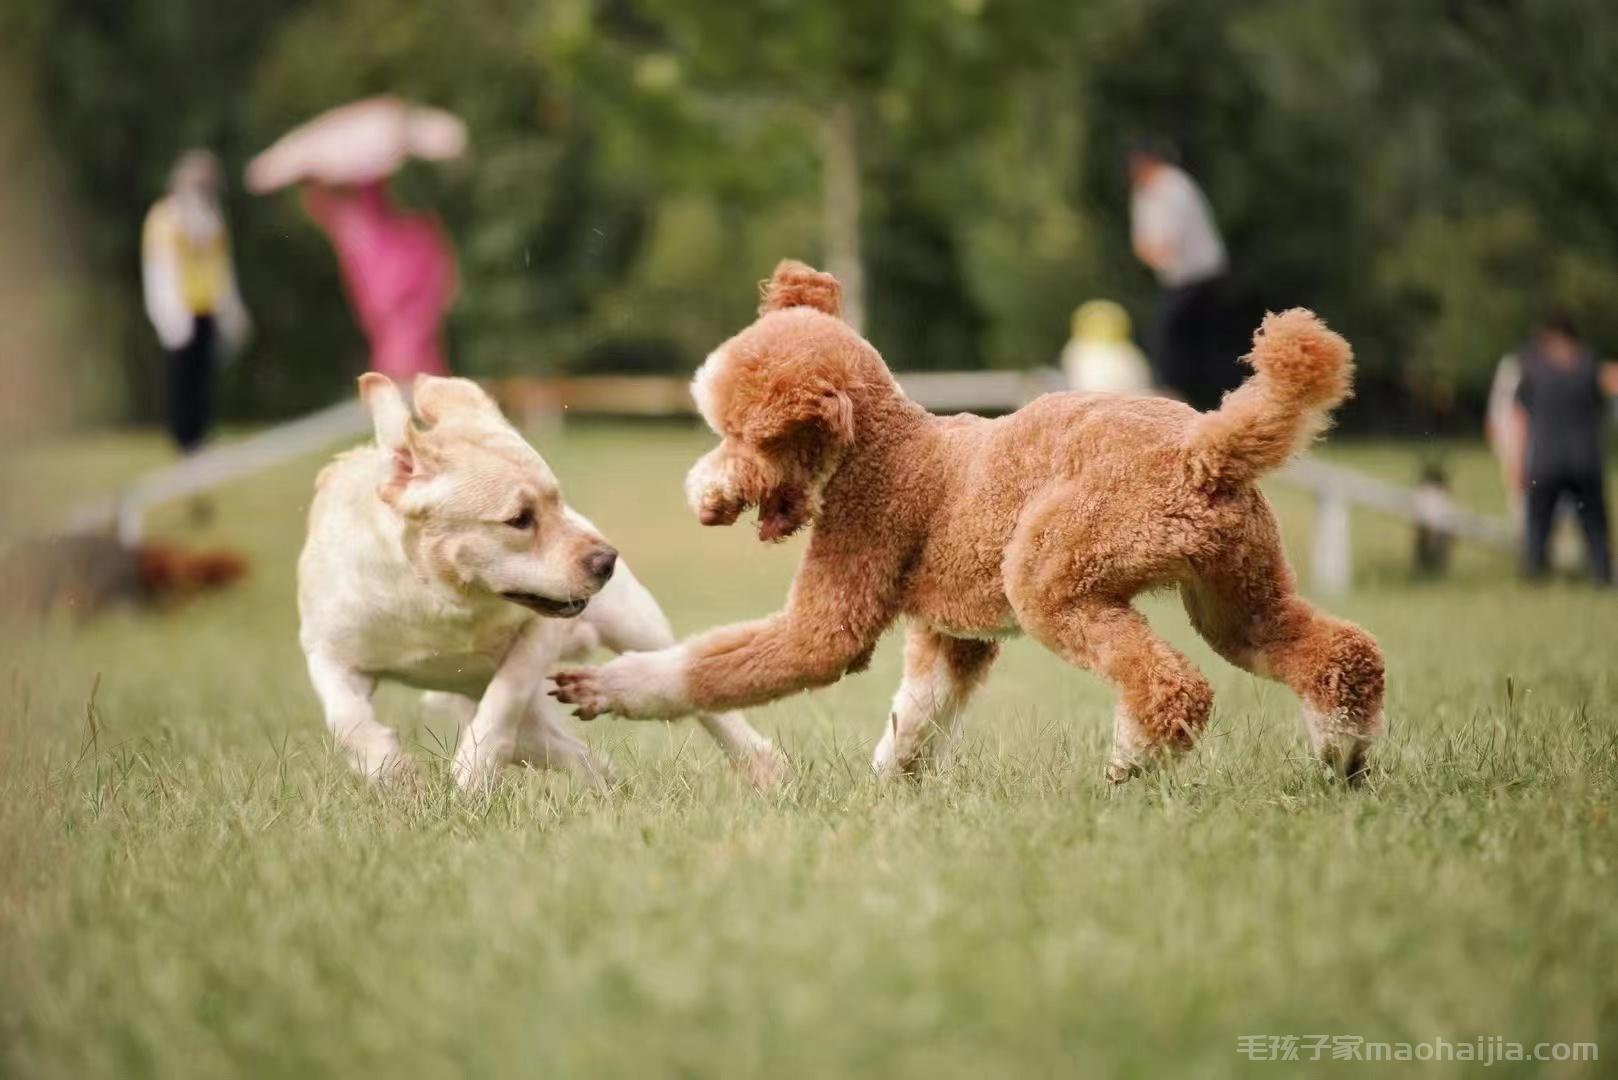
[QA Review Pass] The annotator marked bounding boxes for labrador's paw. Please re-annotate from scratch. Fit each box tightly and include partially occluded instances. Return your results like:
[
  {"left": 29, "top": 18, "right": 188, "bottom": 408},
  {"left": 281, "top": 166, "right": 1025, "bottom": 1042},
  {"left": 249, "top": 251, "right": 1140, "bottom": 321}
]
[
  {"left": 451, "top": 743, "right": 512, "bottom": 792},
  {"left": 345, "top": 737, "right": 418, "bottom": 785}
]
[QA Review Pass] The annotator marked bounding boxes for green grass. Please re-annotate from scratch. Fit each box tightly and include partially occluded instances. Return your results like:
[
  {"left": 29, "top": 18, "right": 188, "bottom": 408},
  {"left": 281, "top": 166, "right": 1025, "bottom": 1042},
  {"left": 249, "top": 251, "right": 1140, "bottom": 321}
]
[{"left": 2, "top": 425, "right": 1616, "bottom": 1078}]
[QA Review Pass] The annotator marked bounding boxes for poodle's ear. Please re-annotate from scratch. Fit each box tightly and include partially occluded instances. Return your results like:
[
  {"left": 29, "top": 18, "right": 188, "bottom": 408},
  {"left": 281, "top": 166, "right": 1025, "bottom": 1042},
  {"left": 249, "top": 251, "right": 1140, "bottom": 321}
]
[
  {"left": 752, "top": 382, "right": 855, "bottom": 448},
  {"left": 758, "top": 259, "right": 842, "bottom": 317},
  {"left": 815, "top": 385, "right": 855, "bottom": 445}
]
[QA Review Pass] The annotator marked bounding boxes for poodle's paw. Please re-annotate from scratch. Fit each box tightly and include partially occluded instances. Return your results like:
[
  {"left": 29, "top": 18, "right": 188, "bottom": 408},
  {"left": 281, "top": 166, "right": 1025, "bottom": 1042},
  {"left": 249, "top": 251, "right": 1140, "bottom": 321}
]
[
  {"left": 551, "top": 650, "right": 691, "bottom": 721},
  {"left": 1105, "top": 759, "right": 1142, "bottom": 785},
  {"left": 870, "top": 719, "right": 908, "bottom": 778},
  {"left": 685, "top": 452, "right": 751, "bottom": 526},
  {"left": 739, "top": 744, "right": 791, "bottom": 792},
  {"left": 550, "top": 667, "right": 618, "bottom": 721},
  {"left": 871, "top": 740, "right": 936, "bottom": 782},
  {"left": 1106, "top": 743, "right": 1185, "bottom": 785},
  {"left": 697, "top": 493, "right": 748, "bottom": 527},
  {"left": 1307, "top": 705, "right": 1379, "bottom": 785},
  {"left": 1316, "top": 736, "right": 1373, "bottom": 785}
]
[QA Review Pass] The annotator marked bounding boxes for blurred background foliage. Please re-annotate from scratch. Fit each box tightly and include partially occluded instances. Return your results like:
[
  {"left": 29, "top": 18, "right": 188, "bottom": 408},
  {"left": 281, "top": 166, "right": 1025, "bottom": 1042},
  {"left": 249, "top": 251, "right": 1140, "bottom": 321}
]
[{"left": 6, "top": 0, "right": 1618, "bottom": 426}]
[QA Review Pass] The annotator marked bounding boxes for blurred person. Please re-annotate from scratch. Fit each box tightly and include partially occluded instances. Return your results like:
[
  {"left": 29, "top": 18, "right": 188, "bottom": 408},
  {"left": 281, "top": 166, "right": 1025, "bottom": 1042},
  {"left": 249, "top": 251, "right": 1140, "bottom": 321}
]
[
  {"left": 1128, "top": 138, "right": 1231, "bottom": 409},
  {"left": 301, "top": 179, "right": 456, "bottom": 382},
  {"left": 1485, "top": 351, "right": 1527, "bottom": 525},
  {"left": 141, "top": 150, "right": 250, "bottom": 455},
  {"left": 1412, "top": 460, "right": 1454, "bottom": 577},
  {"left": 1060, "top": 299, "right": 1152, "bottom": 395},
  {"left": 1514, "top": 311, "right": 1618, "bottom": 584}
]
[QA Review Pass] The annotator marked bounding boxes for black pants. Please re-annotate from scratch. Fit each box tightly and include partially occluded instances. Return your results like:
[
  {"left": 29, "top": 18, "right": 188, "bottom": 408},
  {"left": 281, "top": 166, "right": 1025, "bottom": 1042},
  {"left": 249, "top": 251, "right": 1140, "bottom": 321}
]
[
  {"left": 165, "top": 315, "right": 216, "bottom": 453},
  {"left": 1524, "top": 470, "right": 1611, "bottom": 583},
  {"left": 1150, "top": 275, "right": 1236, "bottom": 411}
]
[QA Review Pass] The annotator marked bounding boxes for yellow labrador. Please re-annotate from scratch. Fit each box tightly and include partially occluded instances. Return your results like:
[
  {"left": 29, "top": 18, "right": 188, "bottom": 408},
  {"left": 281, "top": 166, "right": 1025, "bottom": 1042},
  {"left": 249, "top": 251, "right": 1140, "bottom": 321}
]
[{"left": 297, "top": 373, "right": 784, "bottom": 790}]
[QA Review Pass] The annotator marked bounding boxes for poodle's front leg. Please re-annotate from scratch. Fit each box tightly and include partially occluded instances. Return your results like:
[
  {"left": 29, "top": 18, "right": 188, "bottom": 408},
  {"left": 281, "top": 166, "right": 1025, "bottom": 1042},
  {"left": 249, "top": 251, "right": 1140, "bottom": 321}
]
[
  {"left": 555, "top": 530, "right": 906, "bottom": 720},
  {"left": 554, "top": 608, "right": 878, "bottom": 720},
  {"left": 873, "top": 627, "right": 999, "bottom": 776},
  {"left": 575, "top": 553, "right": 787, "bottom": 786}
]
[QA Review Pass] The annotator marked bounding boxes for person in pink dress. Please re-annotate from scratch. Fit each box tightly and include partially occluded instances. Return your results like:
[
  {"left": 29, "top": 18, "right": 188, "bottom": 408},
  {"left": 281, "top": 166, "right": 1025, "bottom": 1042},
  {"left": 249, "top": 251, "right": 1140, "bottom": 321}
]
[{"left": 301, "top": 180, "right": 456, "bottom": 381}]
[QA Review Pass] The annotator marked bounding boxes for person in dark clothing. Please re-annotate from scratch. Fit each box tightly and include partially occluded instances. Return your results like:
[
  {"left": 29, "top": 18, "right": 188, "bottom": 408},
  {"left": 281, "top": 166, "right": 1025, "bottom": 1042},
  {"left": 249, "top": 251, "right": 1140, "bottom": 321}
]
[
  {"left": 1514, "top": 312, "right": 1618, "bottom": 583},
  {"left": 164, "top": 313, "right": 216, "bottom": 452},
  {"left": 1128, "top": 139, "right": 1235, "bottom": 410}
]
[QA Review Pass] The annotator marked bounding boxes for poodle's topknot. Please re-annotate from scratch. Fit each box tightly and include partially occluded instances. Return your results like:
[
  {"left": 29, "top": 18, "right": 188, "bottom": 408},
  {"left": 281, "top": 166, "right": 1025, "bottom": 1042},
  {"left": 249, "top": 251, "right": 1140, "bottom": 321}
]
[{"left": 758, "top": 259, "right": 842, "bottom": 317}]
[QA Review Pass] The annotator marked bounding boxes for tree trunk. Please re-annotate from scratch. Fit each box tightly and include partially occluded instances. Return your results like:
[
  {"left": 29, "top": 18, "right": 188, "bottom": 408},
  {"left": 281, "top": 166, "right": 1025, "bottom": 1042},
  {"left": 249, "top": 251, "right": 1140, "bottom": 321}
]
[{"left": 820, "top": 100, "right": 865, "bottom": 332}]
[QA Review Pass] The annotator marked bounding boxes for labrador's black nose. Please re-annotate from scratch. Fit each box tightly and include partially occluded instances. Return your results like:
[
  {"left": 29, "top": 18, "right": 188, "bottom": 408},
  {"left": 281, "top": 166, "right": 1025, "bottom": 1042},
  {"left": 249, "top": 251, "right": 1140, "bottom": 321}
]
[{"left": 585, "top": 546, "right": 618, "bottom": 581}]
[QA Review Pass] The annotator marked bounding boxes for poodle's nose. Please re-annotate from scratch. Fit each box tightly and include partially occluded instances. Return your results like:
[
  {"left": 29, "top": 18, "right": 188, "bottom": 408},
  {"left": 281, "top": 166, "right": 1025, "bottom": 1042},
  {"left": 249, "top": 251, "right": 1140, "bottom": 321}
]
[{"left": 584, "top": 546, "right": 618, "bottom": 582}]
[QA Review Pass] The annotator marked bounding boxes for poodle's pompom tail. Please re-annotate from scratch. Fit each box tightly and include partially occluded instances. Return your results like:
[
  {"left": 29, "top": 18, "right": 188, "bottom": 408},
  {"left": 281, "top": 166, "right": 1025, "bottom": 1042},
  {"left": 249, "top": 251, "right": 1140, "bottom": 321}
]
[
  {"left": 758, "top": 259, "right": 842, "bottom": 317},
  {"left": 1188, "top": 309, "right": 1353, "bottom": 488},
  {"left": 1245, "top": 308, "right": 1353, "bottom": 410}
]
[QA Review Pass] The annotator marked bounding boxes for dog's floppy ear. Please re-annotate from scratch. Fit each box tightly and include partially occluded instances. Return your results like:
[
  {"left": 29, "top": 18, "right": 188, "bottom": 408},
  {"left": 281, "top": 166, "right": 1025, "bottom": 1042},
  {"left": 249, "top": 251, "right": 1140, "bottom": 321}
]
[
  {"left": 359, "top": 373, "right": 411, "bottom": 452},
  {"left": 813, "top": 385, "right": 855, "bottom": 445},
  {"left": 758, "top": 259, "right": 842, "bottom": 317},
  {"left": 412, "top": 375, "right": 503, "bottom": 426},
  {"left": 751, "top": 381, "right": 855, "bottom": 448},
  {"left": 359, "top": 373, "right": 429, "bottom": 505}
]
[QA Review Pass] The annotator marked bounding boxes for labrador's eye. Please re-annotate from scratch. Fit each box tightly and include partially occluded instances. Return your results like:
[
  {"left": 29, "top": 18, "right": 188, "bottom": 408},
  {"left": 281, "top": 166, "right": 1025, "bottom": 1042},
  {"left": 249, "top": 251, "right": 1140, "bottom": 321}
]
[{"left": 505, "top": 508, "right": 535, "bottom": 531}]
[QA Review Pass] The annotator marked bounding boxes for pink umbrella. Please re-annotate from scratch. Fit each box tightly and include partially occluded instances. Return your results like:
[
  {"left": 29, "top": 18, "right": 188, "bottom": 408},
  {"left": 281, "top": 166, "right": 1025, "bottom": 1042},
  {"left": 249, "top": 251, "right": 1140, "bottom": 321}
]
[
  {"left": 248, "top": 97, "right": 464, "bottom": 382},
  {"left": 245, "top": 96, "right": 467, "bottom": 194}
]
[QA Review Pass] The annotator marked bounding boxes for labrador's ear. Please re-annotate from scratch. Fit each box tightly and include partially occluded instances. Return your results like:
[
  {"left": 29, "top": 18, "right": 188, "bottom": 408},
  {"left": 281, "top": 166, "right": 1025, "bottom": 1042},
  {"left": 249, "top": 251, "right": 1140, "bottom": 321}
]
[
  {"left": 412, "top": 375, "right": 503, "bottom": 425},
  {"left": 359, "top": 373, "right": 429, "bottom": 506},
  {"left": 758, "top": 259, "right": 842, "bottom": 317}
]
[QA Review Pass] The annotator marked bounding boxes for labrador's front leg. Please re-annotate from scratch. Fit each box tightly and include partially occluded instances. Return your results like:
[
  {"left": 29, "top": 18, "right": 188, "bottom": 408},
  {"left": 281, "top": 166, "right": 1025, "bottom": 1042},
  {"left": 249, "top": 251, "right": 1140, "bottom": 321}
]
[
  {"left": 514, "top": 689, "right": 616, "bottom": 791},
  {"left": 452, "top": 623, "right": 557, "bottom": 791},
  {"left": 307, "top": 650, "right": 413, "bottom": 781}
]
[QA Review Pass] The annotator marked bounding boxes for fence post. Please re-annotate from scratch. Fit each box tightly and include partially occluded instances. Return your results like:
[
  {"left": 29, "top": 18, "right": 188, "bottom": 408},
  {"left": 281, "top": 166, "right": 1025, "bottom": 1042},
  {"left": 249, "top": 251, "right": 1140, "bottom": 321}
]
[{"left": 1312, "top": 488, "right": 1352, "bottom": 595}]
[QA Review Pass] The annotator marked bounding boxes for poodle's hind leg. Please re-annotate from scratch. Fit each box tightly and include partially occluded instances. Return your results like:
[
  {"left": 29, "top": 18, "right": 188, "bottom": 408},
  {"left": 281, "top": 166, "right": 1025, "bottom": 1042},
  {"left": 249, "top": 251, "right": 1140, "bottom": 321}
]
[
  {"left": 1022, "top": 599, "right": 1214, "bottom": 783},
  {"left": 872, "top": 625, "right": 999, "bottom": 777},
  {"left": 1006, "top": 483, "right": 1216, "bottom": 783},
  {"left": 1182, "top": 533, "right": 1386, "bottom": 781}
]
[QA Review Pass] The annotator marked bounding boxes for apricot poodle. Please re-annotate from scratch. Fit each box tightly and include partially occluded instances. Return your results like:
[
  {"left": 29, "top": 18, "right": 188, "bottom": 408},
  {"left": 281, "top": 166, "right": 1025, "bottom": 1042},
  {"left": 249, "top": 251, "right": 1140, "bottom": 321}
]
[{"left": 554, "top": 260, "right": 1385, "bottom": 782}]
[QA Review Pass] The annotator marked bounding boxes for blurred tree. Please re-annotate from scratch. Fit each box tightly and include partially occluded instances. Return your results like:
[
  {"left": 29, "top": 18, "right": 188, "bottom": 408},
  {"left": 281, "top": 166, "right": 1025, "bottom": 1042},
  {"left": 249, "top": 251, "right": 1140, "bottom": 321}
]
[
  {"left": 9, "top": 0, "right": 1618, "bottom": 422},
  {"left": 6, "top": 0, "right": 315, "bottom": 419},
  {"left": 634, "top": 0, "right": 1087, "bottom": 368}
]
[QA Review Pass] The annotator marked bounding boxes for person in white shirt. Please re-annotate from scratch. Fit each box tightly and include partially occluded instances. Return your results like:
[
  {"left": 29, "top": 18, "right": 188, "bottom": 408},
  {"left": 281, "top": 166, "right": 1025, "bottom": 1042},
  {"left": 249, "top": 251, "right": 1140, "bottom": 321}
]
[
  {"left": 141, "top": 150, "right": 250, "bottom": 455},
  {"left": 1129, "top": 139, "right": 1231, "bottom": 408}
]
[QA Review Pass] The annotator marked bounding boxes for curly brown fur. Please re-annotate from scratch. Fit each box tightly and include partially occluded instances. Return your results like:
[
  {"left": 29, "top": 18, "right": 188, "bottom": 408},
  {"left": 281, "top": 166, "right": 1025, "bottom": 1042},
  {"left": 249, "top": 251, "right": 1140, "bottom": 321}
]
[{"left": 554, "top": 260, "right": 1385, "bottom": 781}]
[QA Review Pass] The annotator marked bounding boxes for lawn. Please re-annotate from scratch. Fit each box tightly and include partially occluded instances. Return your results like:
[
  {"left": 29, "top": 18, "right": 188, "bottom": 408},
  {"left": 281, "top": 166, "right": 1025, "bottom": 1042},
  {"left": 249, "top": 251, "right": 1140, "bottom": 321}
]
[{"left": 2, "top": 424, "right": 1615, "bottom": 1078}]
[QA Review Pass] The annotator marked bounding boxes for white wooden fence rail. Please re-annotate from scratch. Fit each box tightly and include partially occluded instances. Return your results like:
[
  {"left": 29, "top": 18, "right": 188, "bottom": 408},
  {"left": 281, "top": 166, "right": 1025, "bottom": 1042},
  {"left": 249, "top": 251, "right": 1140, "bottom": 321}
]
[{"left": 61, "top": 371, "right": 1514, "bottom": 593}]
